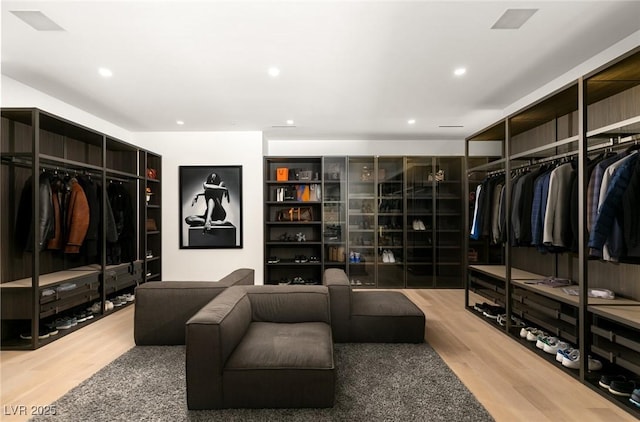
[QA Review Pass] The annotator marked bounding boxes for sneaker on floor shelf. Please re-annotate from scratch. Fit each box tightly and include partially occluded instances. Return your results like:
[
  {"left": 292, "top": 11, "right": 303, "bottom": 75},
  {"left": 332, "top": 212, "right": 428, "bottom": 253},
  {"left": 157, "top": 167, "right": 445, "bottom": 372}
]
[{"left": 561, "top": 349, "right": 602, "bottom": 371}]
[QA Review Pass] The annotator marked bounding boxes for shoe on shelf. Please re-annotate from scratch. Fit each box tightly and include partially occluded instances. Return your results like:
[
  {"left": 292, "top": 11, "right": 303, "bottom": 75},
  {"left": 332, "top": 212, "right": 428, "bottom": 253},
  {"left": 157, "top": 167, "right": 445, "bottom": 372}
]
[
  {"left": 474, "top": 303, "right": 489, "bottom": 313},
  {"left": 382, "top": 250, "right": 390, "bottom": 263},
  {"left": 536, "top": 335, "right": 552, "bottom": 350},
  {"left": 561, "top": 350, "right": 602, "bottom": 371},
  {"left": 267, "top": 256, "right": 280, "bottom": 264},
  {"left": 387, "top": 250, "right": 396, "bottom": 263},
  {"left": 20, "top": 327, "right": 51, "bottom": 340},
  {"left": 482, "top": 304, "right": 505, "bottom": 320},
  {"left": 417, "top": 219, "right": 426, "bottom": 230},
  {"left": 630, "top": 389, "right": 640, "bottom": 407},
  {"left": 542, "top": 337, "right": 570, "bottom": 355},
  {"left": 105, "top": 300, "right": 114, "bottom": 311},
  {"left": 45, "top": 322, "right": 59, "bottom": 336},
  {"left": 519, "top": 326, "right": 535, "bottom": 338},
  {"left": 599, "top": 374, "right": 627, "bottom": 389},
  {"left": 609, "top": 380, "right": 638, "bottom": 397},
  {"left": 412, "top": 220, "right": 420, "bottom": 231},
  {"left": 497, "top": 314, "right": 525, "bottom": 328},
  {"left": 526, "top": 328, "right": 545, "bottom": 342}
]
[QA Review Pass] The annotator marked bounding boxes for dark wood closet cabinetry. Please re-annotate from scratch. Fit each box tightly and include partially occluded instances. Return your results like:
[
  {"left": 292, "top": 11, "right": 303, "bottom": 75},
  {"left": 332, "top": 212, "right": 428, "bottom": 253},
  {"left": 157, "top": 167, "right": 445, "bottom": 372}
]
[
  {"left": 0, "top": 108, "right": 162, "bottom": 350},
  {"left": 464, "top": 47, "right": 640, "bottom": 418}
]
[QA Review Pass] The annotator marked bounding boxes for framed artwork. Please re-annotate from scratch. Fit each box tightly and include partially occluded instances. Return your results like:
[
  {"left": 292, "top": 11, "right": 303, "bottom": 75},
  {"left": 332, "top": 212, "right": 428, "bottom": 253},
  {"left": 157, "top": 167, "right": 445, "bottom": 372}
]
[{"left": 179, "top": 165, "right": 243, "bottom": 249}]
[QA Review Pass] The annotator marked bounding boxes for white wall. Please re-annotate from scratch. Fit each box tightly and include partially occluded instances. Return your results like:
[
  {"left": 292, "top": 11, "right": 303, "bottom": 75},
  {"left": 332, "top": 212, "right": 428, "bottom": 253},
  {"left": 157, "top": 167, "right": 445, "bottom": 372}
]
[
  {"left": 133, "top": 132, "right": 265, "bottom": 284},
  {"left": 267, "top": 139, "right": 503, "bottom": 157},
  {"left": 1, "top": 75, "right": 133, "bottom": 141}
]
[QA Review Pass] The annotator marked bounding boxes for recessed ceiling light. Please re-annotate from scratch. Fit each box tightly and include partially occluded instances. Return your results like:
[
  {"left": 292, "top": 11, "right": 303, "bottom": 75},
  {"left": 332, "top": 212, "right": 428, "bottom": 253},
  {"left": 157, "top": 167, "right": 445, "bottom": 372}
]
[
  {"left": 98, "top": 67, "right": 113, "bottom": 78},
  {"left": 268, "top": 67, "right": 280, "bottom": 77},
  {"left": 454, "top": 68, "right": 466, "bottom": 76},
  {"left": 286, "top": 119, "right": 294, "bottom": 125},
  {"left": 176, "top": 120, "right": 185, "bottom": 125},
  {"left": 10, "top": 10, "right": 64, "bottom": 31},
  {"left": 491, "top": 9, "right": 538, "bottom": 30},
  {"left": 408, "top": 119, "right": 416, "bottom": 125}
]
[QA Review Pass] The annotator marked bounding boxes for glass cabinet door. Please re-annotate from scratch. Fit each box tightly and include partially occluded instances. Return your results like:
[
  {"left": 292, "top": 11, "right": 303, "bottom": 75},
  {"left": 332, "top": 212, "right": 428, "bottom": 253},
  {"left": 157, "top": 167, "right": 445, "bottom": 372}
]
[
  {"left": 434, "top": 157, "right": 463, "bottom": 287},
  {"left": 347, "top": 157, "right": 376, "bottom": 287},
  {"left": 406, "top": 157, "right": 434, "bottom": 287},
  {"left": 377, "top": 157, "right": 404, "bottom": 288},
  {"left": 323, "top": 157, "right": 347, "bottom": 272}
]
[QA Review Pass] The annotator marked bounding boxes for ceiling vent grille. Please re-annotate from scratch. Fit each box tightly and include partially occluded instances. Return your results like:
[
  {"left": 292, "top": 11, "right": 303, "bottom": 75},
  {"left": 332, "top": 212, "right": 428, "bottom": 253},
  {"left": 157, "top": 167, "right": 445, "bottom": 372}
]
[{"left": 491, "top": 9, "right": 538, "bottom": 30}]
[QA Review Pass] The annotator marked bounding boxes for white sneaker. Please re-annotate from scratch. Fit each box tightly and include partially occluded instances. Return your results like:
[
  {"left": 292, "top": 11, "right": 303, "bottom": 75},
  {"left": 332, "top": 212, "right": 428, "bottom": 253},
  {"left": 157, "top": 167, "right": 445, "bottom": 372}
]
[
  {"left": 412, "top": 220, "right": 419, "bottom": 231},
  {"left": 562, "top": 350, "right": 603, "bottom": 370},
  {"left": 387, "top": 250, "right": 395, "bottom": 263},
  {"left": 382, "top": 251, "right": 389, "bottom": 263},
  {"left": 417, "top": 219, "right": 426, "bottom": 230},
  {"left": 526, "top": 328, "right": 545, "bottom": 342},
  {"left": 543, "top": 338, "right": 570, "bottom": 355},
  {"left": 536, "top": 335, "right": 551, "bottom": 350}
]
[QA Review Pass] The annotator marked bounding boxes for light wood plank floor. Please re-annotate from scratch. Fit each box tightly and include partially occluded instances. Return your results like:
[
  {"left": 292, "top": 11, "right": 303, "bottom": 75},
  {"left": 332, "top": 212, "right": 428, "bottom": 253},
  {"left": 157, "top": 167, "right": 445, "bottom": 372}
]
[{"left": 1, "top": 290, "right": 636, "bottom": 422}]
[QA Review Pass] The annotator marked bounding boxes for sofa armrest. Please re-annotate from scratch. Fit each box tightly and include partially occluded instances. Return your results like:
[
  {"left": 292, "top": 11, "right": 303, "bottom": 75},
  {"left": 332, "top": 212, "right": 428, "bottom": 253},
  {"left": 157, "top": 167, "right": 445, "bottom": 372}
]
[
  {"left": 134, "top": 281, "right": 225, "bottom": 345},
  {"left": 133, "top": 268, "right": 255, "bottom": 345},
  {"left": 216, "top": 268, "right": 255, "bottom": 287},
  {"left": 186, "top": 286, "right": 252, "bottom": 410},
  {"left": 323, "top": 269, "right": 351, "bottom": 342}
]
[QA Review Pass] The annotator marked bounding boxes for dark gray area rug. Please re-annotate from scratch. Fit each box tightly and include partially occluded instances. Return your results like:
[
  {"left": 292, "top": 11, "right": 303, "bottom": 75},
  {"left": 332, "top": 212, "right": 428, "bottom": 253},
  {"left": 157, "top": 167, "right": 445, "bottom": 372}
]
[{"left": 31, "top": 343, "right": 494, "bottom": 422}]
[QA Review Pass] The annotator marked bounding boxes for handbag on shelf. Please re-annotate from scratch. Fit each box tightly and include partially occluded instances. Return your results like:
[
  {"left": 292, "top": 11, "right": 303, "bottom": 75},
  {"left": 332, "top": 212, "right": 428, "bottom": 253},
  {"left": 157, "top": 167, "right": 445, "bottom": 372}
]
[
  {"left": 146, "top": 168, "right": 157, "bottom": 179},
  {"left": 146, "top": 218, "right": 158, "bottom": 231},
  {"left": 276, "top": 167, "right": 289, "bottom": 181},
  {"left": 276, "top": 207, "right": 313, "bottom": 222}
]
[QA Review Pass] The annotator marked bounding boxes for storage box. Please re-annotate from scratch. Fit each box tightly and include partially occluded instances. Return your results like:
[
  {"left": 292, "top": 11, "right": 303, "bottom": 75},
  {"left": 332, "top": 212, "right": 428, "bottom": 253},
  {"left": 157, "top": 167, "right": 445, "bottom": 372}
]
[{"left": 276, "top": 167, "right": 289, "bottom": 181}]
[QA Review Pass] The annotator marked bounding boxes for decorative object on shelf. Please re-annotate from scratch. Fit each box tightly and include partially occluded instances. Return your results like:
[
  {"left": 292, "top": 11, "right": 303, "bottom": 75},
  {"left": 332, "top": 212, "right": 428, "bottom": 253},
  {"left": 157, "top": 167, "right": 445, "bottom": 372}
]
[
  {"left": 328, "top": 163, "right": 341, "bottom": 180},
  {"left": 298, "top": 170, "right": 313, "bottom": 181},
  {"left": 146, "top": 218, "right": 158, "bottom": 231},
  {"left": 276, "top": 207, "right": 313, "bottom": 222},
  {"left": 145, "top": 187, "right": 153, "bottom": 203},
  {"left": 146, "top": 168, "right": 157, "bottom": 179},
  {"left": 361, "top": 166, "right": 372, "bottom": 181},
  {"left": 179, "top": 165, "right": 243, "bottom": 249},
  {"left": 468, "top": 248, "right": 478, "bottom": 262}
]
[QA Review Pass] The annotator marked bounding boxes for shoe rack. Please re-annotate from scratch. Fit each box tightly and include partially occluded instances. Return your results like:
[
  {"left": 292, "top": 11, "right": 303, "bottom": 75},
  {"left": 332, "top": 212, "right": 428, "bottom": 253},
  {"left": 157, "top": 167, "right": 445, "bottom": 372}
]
[
  {"left": 0, "top": 108, "right": 161, "bottom": 350},
  {"left": 264, "top": 155, "right": 465, "bottom": 288},
  {"left": 463, "top": 47, "right": 640, "bottom": 418}
]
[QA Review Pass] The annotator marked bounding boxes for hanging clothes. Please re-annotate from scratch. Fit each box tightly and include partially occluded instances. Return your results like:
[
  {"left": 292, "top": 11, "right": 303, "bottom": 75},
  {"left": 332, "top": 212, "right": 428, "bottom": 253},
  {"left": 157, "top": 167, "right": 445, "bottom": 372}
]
[
  {"left": 15, "top": 172, "right": 55, "bottom": 252},
  {"left": 64, "top": 177, "right": 90, "bottom": 254},
  {"left": 543, "top": 163, "right": 574, "bottom": 250}
]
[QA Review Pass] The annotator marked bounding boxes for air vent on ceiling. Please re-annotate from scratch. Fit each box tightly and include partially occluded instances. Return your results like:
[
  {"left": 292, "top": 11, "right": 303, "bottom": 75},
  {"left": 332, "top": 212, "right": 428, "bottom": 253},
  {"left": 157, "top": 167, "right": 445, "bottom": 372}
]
[
  {"left": 438, "top": 125, "right": 464, "bottom": 128},
  {"left": 491, "top": 9, "right": 538, "bottom": 30},
  {"left": 10, "top": 10, "right": 65, "bottom": 31},
  {"left": 271, "top": 125, "right": 297, "bottom": 128}
]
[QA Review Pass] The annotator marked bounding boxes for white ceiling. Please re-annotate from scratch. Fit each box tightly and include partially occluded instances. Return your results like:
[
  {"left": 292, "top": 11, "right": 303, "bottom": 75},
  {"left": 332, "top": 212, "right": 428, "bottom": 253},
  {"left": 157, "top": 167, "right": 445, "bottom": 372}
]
[{"left": 2, "top": 1, "right": 640, "bottom": 141}]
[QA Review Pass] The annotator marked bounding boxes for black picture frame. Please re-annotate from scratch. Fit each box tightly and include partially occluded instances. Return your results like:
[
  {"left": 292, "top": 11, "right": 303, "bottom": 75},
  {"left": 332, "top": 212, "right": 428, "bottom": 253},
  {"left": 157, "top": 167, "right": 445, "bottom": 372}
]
[{"left": 179, "top": 165, "right": 243, "bottom": 249}]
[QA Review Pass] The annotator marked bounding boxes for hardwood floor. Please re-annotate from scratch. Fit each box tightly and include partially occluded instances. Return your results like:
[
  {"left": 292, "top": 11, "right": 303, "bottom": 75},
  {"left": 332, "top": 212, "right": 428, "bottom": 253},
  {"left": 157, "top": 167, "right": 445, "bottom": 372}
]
[{"left": 0, "top": 290, "right": 636, "bottom": 422}]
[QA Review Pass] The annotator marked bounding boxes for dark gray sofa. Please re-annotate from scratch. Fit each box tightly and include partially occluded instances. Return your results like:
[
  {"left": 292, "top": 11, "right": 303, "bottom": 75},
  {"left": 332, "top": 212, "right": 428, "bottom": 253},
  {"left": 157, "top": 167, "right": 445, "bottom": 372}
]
[
  {"left": 323, "top": 268, "right": 425, "bottom": 343},
  {"left": 133, "top": 268, "right": 254, "bottom": 345},
  {"left": 185, "top": 285, "right": 335, "bottom": 410}
]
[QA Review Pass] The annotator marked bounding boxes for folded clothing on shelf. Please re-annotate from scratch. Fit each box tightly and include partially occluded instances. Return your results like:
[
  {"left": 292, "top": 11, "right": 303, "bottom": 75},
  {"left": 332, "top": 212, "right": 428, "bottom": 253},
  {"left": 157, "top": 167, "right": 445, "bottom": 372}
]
[
  {"left": 562, "top": 287, "right": 615, "bottom": 299},
  {"left": 57, "top": 283, "right": 77, "bottom": 292}
]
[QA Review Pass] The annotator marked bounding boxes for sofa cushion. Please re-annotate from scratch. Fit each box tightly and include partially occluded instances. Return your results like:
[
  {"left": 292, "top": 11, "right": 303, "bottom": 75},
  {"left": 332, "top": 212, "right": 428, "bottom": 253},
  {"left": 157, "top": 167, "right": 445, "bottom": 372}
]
[
  {"left": 350, "top": 291, "right": 425, "bottom": 343},
  {"left": 226, "top": 321, "right": 333, "bottom": 370},
  {"left": 223, "top": 321, "right": 335, "bottom": 408}
]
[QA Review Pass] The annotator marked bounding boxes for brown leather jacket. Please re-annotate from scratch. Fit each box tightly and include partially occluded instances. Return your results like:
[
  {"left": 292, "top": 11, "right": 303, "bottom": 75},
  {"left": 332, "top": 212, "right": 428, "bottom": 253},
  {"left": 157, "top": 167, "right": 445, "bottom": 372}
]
[{"left": 64, "top": 178, "right": 90, "bottom": 253}]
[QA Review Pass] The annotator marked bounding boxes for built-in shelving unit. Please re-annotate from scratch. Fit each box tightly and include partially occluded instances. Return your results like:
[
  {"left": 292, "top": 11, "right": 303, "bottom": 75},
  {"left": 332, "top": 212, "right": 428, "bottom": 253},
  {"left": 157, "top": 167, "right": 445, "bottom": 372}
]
[
  {"left": 464, "top": 47, "right": 640, "bottom": 418},
  {"left": 0, "top": 108, "right": 161, "bottom": 350},
  {"left": 264, "top": 155, "right": 465, "bottom": 288}
]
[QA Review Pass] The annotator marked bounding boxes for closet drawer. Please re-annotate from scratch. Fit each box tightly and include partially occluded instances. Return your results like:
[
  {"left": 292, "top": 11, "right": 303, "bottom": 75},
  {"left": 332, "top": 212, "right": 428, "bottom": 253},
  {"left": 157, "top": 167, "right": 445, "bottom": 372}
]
[
  {"left": 40, "top": 290, "right": 101, "bottom": 319},
  {"left": 103, "top": 261, "right": 143, "bottom": 293}
]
